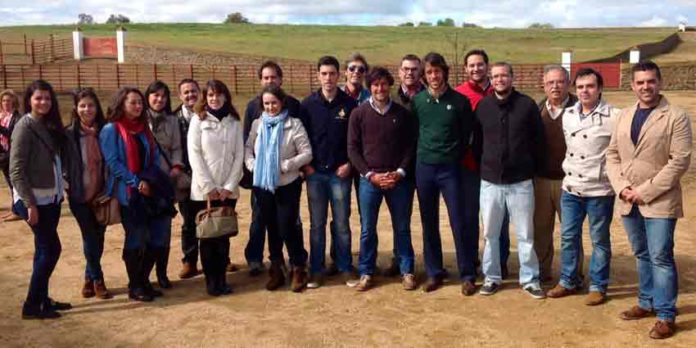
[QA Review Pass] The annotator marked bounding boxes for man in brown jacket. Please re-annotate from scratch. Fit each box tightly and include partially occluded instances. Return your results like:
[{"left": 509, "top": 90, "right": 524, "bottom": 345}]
[{"left": 606, "top": 61, "right": 692, "bottom": 340}]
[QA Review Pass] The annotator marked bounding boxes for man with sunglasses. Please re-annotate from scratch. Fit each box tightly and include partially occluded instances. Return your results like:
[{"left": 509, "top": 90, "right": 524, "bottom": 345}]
[{"left": 342, "top": 53, "right": 371, "bottom": 105}]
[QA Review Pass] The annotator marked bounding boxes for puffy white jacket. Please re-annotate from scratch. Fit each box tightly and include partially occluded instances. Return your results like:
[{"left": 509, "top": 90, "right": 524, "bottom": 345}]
[{"left": 187, "top": 112, "right": 244, "bottom": 201}]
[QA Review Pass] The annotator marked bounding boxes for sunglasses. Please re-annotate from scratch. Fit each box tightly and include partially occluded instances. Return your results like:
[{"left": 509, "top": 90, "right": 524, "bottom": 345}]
[{"left": 348, "top": 65, "right": 366, "bottom": 73}]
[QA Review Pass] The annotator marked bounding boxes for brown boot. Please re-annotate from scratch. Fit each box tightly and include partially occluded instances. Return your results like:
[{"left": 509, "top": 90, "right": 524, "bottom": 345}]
[
  {"left": 266, "top": 262, "right": 286, "bottom": 291},
  {"left": 649, "top": 320, "right": 676, "bottom": 339},
  {"left": 179, "top": 262, "right": 199, "bottom": 279},
  {"left": 620, "top": 305, "right": 655, "bottom": 320},
  {"left": 546, "top": 284, "right": 577, "bottom": 298},
  {"left": 94, "top": 279, "right": 113, "bottom": 299},
  {"left": 81, "top": 279, "right": 95, "bottom": 298},
  {"left": 290, "top": 266, "right": 308, "bottom": 293},
  {"left": 585, "top": 291, "right": 607, "bottom": 306}
]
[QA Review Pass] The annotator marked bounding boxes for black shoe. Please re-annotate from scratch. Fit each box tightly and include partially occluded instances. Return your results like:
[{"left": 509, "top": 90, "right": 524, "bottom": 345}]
[
  {"left": 325, "top": 263, "right": 339, "bottom": 277},
  {"left": 144, "top": 283, "right": 163, "bottom": 298},
  {"left": 22, "top": 308, "right": 61, "bottom": 320},
  {"left": 157, "top": 276, "right": 172, "bottom": 289},
  {"left": 45, "top": 298, "right": 72, "bottom": 311},
  {"left": 155, "top": 247, "right": 172, "bottom": 289},
  {"left": 128, "top": 288, "right": 154, "bottom": 302}
]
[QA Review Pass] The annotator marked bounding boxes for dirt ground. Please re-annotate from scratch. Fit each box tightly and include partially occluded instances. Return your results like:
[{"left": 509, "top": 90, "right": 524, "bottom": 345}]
[{"left": 0, "top": 91, "right": 694, "bottom": 347}]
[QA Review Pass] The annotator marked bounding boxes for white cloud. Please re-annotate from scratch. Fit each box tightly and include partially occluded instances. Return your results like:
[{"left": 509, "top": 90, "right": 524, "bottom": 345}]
[{"left": 639, "top": 15, "right": 669, "bottom": 27}]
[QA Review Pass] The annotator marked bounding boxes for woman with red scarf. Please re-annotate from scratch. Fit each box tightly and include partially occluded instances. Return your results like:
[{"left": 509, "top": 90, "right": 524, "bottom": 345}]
[{"left": 100, "top": 87, "right": 167, "bottom": 302}]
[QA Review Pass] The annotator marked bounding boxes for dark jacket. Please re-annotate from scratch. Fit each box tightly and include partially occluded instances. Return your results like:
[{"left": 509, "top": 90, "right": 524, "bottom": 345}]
[
  {"left": 63, "top": 122, "right": 106, "bottom": 204},
  {"left": 173, "top": 105, "right": 193, "bottom": 173},
  {"left": 475, "top": 89, "right": 545, "bottom": 184},
  {"left": 391, "top": 83, "right": 424, "bottom": 112}
]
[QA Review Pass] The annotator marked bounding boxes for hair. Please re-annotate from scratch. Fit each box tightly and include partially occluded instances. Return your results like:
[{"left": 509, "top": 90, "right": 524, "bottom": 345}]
[
  {"left": 401, "top": 54, "right": 421, "bottom": 65},
  {"left": 423, "top": 52, "right": 450, "bottom": 82},
  {"left": 260, "top": 84, "right": 288, "bottom": 108},
  {"left": 107, "top": 86, "right": 147, "bottom": 123},
  {"left": 144, "top": 80, "right": 172, "bottom": 114},
  {"left": 491, "top": 61, "right": 514, "bottom": 78},
  {"left": 23, "top": 80, "right": 63, "bottom": 133},
  {"left": 464, "top": 49, "right": 489, "bottom": 66},
  {"left": 574, "top": 67, "right": 604, "bottom": 89},
  {"left": 365, "top": 67, "right": 395, "bottom": 87},
  {"left": 177, "top": 78, "right": 200, "bottom": 92},
  {"left": 345, "top": 52, "right": 369, "bottom": 71},
  {"left": 0, "top": 89, "right": 20, "bottom": 112},
  {"left": 258, "top": 60, "right": 283, "bottom": 80},
  {"left": 631, "top": 60, "right": 662, "bottom": 81},
  {"left": 195, "top": 79, "right": 240, "bottom": 120},
  {"left": 317, "top": 55, "right": 340, "bottom": 72},
  {"left": 71, "top": 88, "right": 106, "bottom": 131},
  {"left": 543, "top": 64, "right": 570, "bottom": 82}
]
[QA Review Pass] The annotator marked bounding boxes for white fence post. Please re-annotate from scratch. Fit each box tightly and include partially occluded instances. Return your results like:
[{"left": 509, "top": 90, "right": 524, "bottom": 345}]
[
  {"left": 561, "top": 51, "right": 572, "bottom": 72},
  {"left": 72, "top": 29, "right": 83, "bottom": 61},
  {"left": 116, "top": 27, "right": 127, "bottom": 64}
]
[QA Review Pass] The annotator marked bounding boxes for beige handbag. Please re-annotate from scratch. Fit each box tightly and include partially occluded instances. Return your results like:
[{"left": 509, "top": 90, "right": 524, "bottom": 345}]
[
  {"left": 195, "top": 198, "right": 239, "bottom": 239},
  {"left": 91, "top": 194, "right": 121, "bottom": 226}
]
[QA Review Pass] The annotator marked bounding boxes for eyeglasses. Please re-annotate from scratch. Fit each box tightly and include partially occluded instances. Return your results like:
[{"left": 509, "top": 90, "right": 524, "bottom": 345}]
[{"left": 348, "top": 65, "right": 366, "bottom": 73}]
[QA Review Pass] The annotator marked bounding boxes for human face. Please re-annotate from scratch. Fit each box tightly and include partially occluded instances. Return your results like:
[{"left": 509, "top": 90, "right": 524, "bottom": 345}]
[
  {"left": 318, "top": 65, "right": 339, "bottom": 93},
  {"left": 575, "top": 74, "right": 601, "bottom": 110},
  {"left": 148, "top": 89, "right": 167, "bottom": 112},
  {"left": 178, "top": 82, "right": 199, "bottom": 109},
  {"left": 30, "top": 89, "right": 52, "bottom": 117},
  {"left": 262, "top": 92, "right": 283, "bottom": 116},
  {"left": 399, "top": 59, "right": 421, "bottom": 88},
  {"left": 424, "top": 63, "right": 445, "bottom": 91},
  {"left": 491, "top": 66, "right": 513, "bottom": 95},
  {"left": 466, "top": 54, "right": 488, "bottom": 84},
  {"left": 370, "top": 77, "right": 391, "bottom": 104},
  {"left": 1, "top": 95, "right": 14, "bottom": 114},
  {"left": 77, "top": 96, "right": 97, "bottom": 126},
  {"left": 260, "top": 67, "right": 282, "bottom": 88},
  {"left": 206, "top": 89, "right": 226, "bottom": 111},
  {"left": 345, "top": 61, "right": 367, "bottom": 85},
  {"left": 543, "top": 69, "right": 569, "bottom": 104},
  {"left": 124, "top": 92, "right": 143, "bottom": 120},
  {"left": 631, "top": 70, "right": 662, "bottom": 108}
]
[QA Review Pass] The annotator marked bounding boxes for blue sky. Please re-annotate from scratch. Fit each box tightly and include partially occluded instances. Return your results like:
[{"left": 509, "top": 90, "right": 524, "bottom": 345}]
[{"left": 0, "top": 0, "right": 693, "bottom": 27}]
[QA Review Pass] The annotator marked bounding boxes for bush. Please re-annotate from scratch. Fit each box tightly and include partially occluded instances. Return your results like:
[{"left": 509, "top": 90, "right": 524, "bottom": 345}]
[
  {"left": 418, "top": 22, "right": 432, "bottom": 27},
  {"left": 436, "top": 18, "right": 455, "bottom": 27},
  {"left": 528, "top": 22, "right": 554, "bottom": 29},
  {"left": 398, "top": 22, "right": 415, "bottom": 27},
  {"left": 78, "top": 13, "right": 94, "bottom": 25},
  {"left": 106, "top": 14, "right": 130, "bottom": 24}
]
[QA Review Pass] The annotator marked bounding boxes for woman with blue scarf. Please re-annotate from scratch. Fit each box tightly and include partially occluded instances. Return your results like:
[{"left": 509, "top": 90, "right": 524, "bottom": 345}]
[{"left": 245, "top": 85, "right": 312, "bottom": 292}]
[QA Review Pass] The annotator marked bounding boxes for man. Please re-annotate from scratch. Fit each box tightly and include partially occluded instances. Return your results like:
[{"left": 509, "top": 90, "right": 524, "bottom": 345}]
[
  {"left": 606, "top": 61, "right": 692, "bottom": 339},
  {"left": 242, "top": 61, "right": 302, "bottom": 277},
  {"left": 534, "top": 65, "right": 580, "bottom": 282},
  {"left": 392, "top": 54, "right": 425, "bottom": 110},
  {"left": 411, "top": 52, "right": 477, "bottom": 295},
  {"left": 342, "top": 53, "right": 371, "bottom": 104},
  {"left": 300, "top": 56, "right": 358, "bottom": 289},
  {"left": 476, "top": 62, "right": 545, "bottom": 299},
  {"left": 347, "top": 67, "right": 417, "bottom": 291},
  {"left": 546, "top": 68, "right": 620, "bottom": 306},
  {"left": 454, "top": 49, "right": 512, "bottom": 279},
  {"left": 174, "top": 78, "right": 201, "bottom": 279}
]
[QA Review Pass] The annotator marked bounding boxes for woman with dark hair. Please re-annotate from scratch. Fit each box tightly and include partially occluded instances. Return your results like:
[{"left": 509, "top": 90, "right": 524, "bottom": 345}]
[
  {"left": 0, "top": 89, "right": 22, "bottom": 221},
  {"left": 245, "top": 85, "right": 311, "bottom": 292},
  {"left": 10, "top": 80, "right": 71, "bottom": 319},
  {"left": 64, "top": 88, "right": 112, "bottom": 300},
  {"left": 100, "top": 86, "right": 172, "bottom": 302},
  {"left": 188, "top": 79, "right": 243, "bottom": 296},
  {"left": 144, "top": 80, "right": 183, "bottom": 289}
]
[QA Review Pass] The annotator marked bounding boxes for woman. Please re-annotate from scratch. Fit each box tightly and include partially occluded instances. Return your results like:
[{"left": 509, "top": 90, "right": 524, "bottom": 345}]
[
  {"left": 245, "top": 85, "right": 311, "bottom": 292},
  {"left": 0, "top": 89, "right": 22, "bottom": 221},
  {"left": 100, "top": 86, "right": 172, "bottom": 302},
  {"left": 188, "top": 80, "right": 243, "bottom": 296},
  {"left": 144, "top": 80, "right": 183, "bottom": 289},
  {"left": 64, "top": 88, "right": 112, "bottom": 300},
  {"left": 10, "top": 80, "right": 71, "bottom": 319}
]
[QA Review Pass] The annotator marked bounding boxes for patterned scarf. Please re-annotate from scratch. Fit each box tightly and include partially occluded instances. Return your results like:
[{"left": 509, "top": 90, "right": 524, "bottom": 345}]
[
  {"left": 80, "top": 124, "right": 103, "bottom": 202},
  {"left": 253, "top": 110, "right": 288, "bottom": 193}
]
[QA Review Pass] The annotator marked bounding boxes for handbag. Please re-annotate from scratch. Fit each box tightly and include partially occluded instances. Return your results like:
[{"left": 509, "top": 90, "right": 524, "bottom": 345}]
[
  {"left": 154, "top": 140, "right": 192, "bottom": 200},
  {"left": 195, "top": 197, "right": 239, "bottom": 239},
  {"left": 91, "top": 194, "right": 121, "bottom": 226}
]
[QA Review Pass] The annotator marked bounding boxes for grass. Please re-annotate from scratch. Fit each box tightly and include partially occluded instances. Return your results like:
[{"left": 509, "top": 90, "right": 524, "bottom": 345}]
[{"left": 0, "top": 23, "right": 677, "bottom": 65}]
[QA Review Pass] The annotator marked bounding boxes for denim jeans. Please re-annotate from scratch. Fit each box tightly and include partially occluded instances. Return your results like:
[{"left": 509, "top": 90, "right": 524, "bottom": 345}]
[
  {"left": 14, "top": 201, "right": 62, "bottom": 309},
  {"left": 416, "top": 162, "right": 476, "bottom": 282},
  {"left": 480, "top": 179, "right": 539, "bottom": 285},
  {"left": 245, "top": 191, "right": 304, "bottom": 266},
  {"left": 306, "top": 170, "right": 352, "bottom": 274},
  {"left": 623, "top": 205, "right": 678, "bottom": 321},
  {"left": 559, "top": 191, "right": 614, "bottom": 292},
  {"left": 357, "top": 176, "right": 415, "bottom": 276},
  {"left": 69, "top": 201, "right": 107, "bottom": 281}
]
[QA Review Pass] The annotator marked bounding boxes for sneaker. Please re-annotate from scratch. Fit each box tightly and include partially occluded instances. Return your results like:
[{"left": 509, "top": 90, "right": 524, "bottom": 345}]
[
  {"left": 546, "top": 284, "right": 576, "bottom": 298},
  {"left": 479, "top": 280, "right": 500, "bottom": 296},
  {"left": 307, "top": 274, "right": 323, "bottom": 289},
  {"left": 343, "top": 271, "right": 360, "bottom": 287},
  {"left": 585, "top": 291, "right": 607, "bottom": 306},
  {"left": 355, "top": 275, "right": 373, "bottom": 292},
  {"left": 649, "top": 320, "right": 676, "bottom": 339},
  {"left": 402, "top": 274, "right": 417, "bottom": 291},
  {"left": 523, "top": 283, "right": 546, "bottom": 299}
]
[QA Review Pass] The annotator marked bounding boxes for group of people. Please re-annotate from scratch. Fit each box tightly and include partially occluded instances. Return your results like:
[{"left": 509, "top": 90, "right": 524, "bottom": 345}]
[{"left": 4, "top": 49, "right": 690, "bottom": 339}]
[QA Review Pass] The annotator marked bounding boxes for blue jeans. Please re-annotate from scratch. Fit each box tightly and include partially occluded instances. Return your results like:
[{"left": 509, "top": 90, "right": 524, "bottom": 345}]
[
  {"left": 559, "top": 191, "right": 614, "bottom": 292},
  {"left": 14, "top": 201, "right": 62, "bottom": 309},
  {"left": 480, "top": 179, "right": 539, "bottom": 285},
  {"left": 416, "top": 162, "right": 476, "bottom": 282},
  {"left": 245, "top": 191, "right": 304, "bottom": 266},
  {"left": 357, "top": 176, "right": 415, "bottom": 276},
  {"left": 306, "top": 170, "right": 352, "bottom": 274},
  {"left": 623, "top": 205, "right": 678, "bottom": 321},
  {"left": 69, "top": 201, "right": 107, "bottom": 281}
]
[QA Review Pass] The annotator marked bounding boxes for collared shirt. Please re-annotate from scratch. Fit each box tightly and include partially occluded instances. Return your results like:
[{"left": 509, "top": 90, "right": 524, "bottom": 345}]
[
  {"left": 181, "top": 105, "right": 195, "bottom": 122},
  {"left": 545, "top": 96, "right": 570, "bottom": 120},
  {"left": 368, "top": 96, "right": 392, "bottom": 116}
]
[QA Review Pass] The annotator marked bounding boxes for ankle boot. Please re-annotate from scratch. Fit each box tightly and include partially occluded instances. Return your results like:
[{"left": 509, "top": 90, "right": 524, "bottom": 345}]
[
  {"left": 81, "top": 278, "right": 95, "bottom": 298},
  {"left": 123, "top": 250, "right": 152, "bottom": 301},
  {"left": 94, "top": 279, "right": 113, "bottom": 299},
  {"left": 156, "top": 247, "right": 172, "bottom": 289},
  {"left": 142, "top": 248, "right": 163, "bottom": 297},
  {"left": 291, "top": 266, "right": 308, "bottom": 293},
  {"left": 266, "top": 262, "right": 286, "bottom": 291}
]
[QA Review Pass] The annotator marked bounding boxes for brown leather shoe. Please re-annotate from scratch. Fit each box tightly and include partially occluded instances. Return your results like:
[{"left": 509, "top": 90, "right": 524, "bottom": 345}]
[
  {"left": 461, "top": 281, "right": 476, "bottom": 296},
  {"left": 266, "top": 262, "right": 286, "bottom": 291},
  {"left": 620, "top": 305, "right": 655, "bottom": 320},
  {"left": 546, "top": 284, "right": 576, "bottom": 298},
  {"left": 81, "top": 279, "right": 95, "bottom": 298},
  {"left": 290, "top": 266, "right": 307, "bottom": 292},
  {"left": 584, "top": 291, "right": 607, "bottom": 306},
  {"left": 649, "top": 320, "right": 676, "bottom": 339},
  {"left": 423, "top": 275, "right": 444, "bottom": 293},
  {"left": 226, "top": 263, "right": 239, "bottom": 273},
  {"left": 94, "top": 279, "right": 113, "bottom": 299},
  {"left": 179, "top": 262, "right": 199, "bottom": 279}
]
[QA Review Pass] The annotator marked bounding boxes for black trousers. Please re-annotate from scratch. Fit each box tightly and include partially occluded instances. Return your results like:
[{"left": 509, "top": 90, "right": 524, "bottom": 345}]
[
  {"left": 178, "top": 198, "right": 200, "bottom": 265},
  {"left": 190, "top": 199, "right": 237, "bottom": 282}
]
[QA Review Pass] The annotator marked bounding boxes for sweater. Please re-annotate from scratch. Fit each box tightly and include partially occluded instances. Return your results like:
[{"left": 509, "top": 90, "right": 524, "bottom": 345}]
[{"left": 537, "top": 94, "right": 578, "bottom": 179}]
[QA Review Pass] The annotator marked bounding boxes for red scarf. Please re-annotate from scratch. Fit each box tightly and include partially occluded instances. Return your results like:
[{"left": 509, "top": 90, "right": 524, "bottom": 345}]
[{"left": 115, "top": 118, "right": 156, "bottom": 174}]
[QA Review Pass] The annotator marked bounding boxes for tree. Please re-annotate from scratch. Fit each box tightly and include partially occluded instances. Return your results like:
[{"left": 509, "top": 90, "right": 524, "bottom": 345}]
[
  {"left": 461, "top": 22, "right": 480, "bottom": 28},
  {"left": 224, "top": 12, "right": 250, "bottom": 24},
  {"left": 398, "top": 22, "right": 415, "bottom": 27},
  {"left": 436, "top": 18, "right": 456, "bottom": 27},
  {"left": 78, "top": 13, "right": 94, "bottom": 25},
  {"left": 418, "top": 21, "right": 432, "bottom": 27},
  {"left": 106, "top": 14, "right": 130, "bottom": 24},
  {"left": 528, "top": 22, "right": 554, "bottom": 29}
]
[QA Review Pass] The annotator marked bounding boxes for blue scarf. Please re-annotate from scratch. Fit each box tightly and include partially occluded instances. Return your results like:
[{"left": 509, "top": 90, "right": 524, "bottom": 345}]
[{"left": 253, "top": 110, "right": 288, "bottom": 192}]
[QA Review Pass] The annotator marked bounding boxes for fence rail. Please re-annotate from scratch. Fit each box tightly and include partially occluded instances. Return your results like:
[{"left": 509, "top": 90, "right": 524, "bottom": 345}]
[{"left": 0, "top": 36, "right": 72, "bottom": 65}]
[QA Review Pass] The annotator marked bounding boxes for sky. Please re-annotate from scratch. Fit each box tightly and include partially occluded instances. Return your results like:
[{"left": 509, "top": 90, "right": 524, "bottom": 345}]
[{"left": 0, "top": 0, "right": 694, "bottom": 28}]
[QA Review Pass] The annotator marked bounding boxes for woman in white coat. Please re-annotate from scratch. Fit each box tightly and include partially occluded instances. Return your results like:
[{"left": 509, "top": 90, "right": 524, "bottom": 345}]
[{"left": 188, "top": 80, "right": 244, "bottom": 296}]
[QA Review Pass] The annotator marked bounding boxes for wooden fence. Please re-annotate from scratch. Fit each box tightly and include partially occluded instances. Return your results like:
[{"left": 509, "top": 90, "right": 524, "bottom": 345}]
[{"left": 0, "top": 35, "right": 73, "bottom": 65}]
